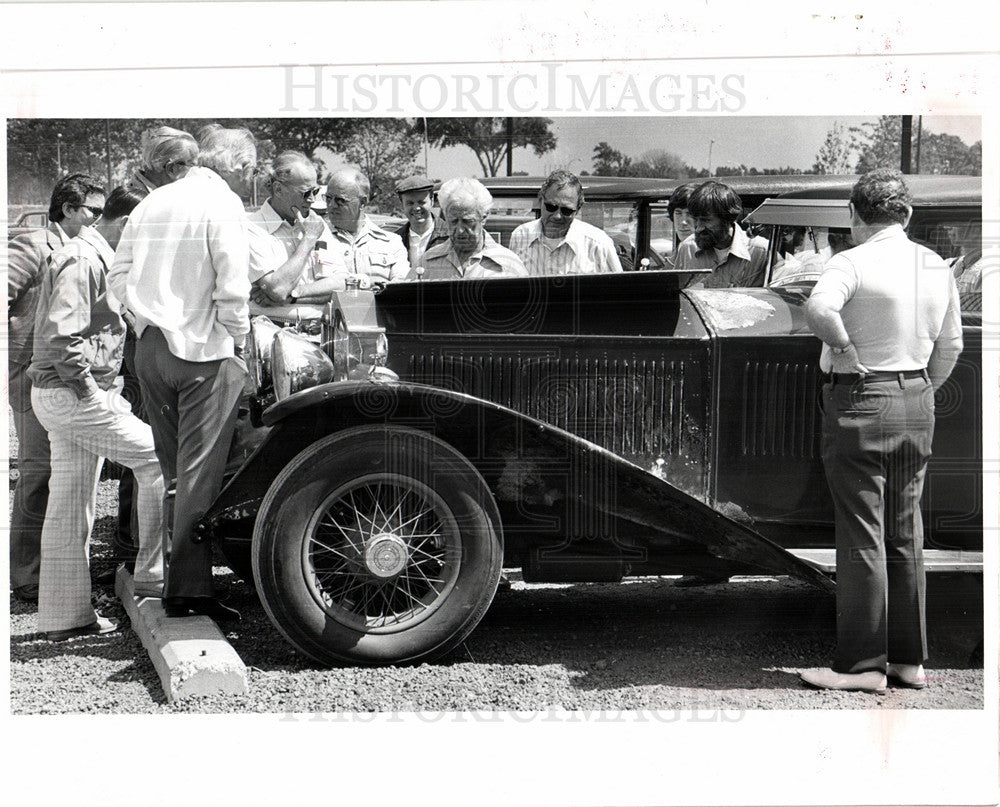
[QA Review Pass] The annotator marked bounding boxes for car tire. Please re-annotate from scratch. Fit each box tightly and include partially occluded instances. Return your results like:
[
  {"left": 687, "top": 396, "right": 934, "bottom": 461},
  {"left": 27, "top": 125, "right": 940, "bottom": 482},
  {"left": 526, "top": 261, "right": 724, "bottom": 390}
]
[{"left": 251, "top": 425, "right": 502, "bottom": 666}]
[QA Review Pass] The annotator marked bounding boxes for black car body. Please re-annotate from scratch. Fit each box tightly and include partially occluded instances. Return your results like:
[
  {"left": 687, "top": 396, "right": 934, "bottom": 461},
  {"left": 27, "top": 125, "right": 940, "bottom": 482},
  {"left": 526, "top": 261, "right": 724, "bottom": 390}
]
[{"left": 201, "top": 174, "right": 983, "bottom": 667}]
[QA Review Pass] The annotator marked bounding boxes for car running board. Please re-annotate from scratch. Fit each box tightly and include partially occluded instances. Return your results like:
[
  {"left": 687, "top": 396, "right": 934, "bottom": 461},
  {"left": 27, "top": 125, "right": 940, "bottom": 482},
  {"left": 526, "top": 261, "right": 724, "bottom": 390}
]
[{"left": 788, "top": 548, "right": 983, "bottom": 575}]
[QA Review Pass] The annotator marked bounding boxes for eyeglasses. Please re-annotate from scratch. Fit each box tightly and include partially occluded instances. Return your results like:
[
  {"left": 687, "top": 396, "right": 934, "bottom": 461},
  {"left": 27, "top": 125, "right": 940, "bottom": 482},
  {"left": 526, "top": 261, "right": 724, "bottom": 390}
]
[
  {"left": 542, "top": 201, "right": 578, "bottom": 217},
  {"left": 280, "top": 181, "right": 321, "bottom": 201},
  {"left": 80, "top": 205, "right": 104, "bottom": 218}
]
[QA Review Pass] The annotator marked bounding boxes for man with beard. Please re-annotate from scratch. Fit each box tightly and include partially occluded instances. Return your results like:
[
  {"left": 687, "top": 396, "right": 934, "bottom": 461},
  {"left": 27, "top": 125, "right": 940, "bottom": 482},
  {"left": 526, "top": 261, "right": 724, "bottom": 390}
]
[
  {"left": 395, "top": 175, "right": 448, "bottom": 267},
  {"left": 509, "top": 170, "right": 622, "bottom": 276},
  {"left": 674, "top": 180, "right": 769, "bottom": 288},
  {"left": 417, "top": 177, "right": 527, "bottom": 280}
]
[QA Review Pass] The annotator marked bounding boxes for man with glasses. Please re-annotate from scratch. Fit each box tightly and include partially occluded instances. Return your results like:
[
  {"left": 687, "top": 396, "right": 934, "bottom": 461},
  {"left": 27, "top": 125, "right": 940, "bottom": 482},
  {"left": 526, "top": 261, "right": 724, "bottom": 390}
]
[
  {"left": 509, "top": 170, "right": 622, "bottom": 277},
  {"left": 247, "top": 150, "right": 333, "bottom": 314},
  {"left": 8, "top": 172, "right": 106, "bottom": 604},
  {"left": 287, "top": 168, "right": 409, "bottom": 302},
  {"left": 418, "top": 177, "right": 527, "bottom": 281},
  {"left": 126, "top": 125, "right": 198, "bottom": 197}
]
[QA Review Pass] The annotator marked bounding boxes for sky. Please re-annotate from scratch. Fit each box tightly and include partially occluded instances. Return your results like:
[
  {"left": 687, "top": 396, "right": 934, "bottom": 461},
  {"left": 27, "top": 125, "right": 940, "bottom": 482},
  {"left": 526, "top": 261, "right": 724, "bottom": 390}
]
[{"left": 410, "top": 115, "right": 982, "bottom": 179}]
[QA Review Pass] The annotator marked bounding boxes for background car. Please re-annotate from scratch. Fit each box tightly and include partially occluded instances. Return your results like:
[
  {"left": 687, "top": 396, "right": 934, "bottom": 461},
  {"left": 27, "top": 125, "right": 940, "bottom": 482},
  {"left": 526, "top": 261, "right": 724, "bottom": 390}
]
[{"left": 7, "top": 208, "right": 48, "bottom": 240}]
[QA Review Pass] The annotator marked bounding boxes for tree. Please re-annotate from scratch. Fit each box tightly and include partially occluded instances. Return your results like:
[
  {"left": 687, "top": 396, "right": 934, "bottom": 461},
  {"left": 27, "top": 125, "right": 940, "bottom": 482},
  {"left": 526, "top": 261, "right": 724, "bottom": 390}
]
[
  {"left": 338, "top": 119, "right": 422, "bottom": 208},
  {"left": 812, "top": 122, "right": 853, "bottom": 174},
  {"left": 632, "top": 148, "right": 688, "bottom": 178},
  {"left": 591, "top": 141, "right": 632, "bottom": 176},
  {"left": 848, "top": 116, "right": 981, "bottom": 175},
  {"left": 918, "top": 132, "right": 982, "bottom": 175},
  {"left": 415, "top": 118, "right": 556, "bottom": 177}
]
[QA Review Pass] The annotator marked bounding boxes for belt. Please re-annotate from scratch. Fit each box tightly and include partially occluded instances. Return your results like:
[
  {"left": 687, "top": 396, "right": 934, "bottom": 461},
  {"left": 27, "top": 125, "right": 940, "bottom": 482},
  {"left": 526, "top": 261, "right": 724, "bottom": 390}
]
[{"left": 824, "top": 369, "right": 929, "bottom": 386}]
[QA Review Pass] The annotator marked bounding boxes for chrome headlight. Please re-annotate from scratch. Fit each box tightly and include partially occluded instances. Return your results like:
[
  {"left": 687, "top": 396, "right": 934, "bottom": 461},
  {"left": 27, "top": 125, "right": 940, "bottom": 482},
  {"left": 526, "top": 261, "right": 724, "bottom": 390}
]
[
  {"left": 247, "top": 315, "right": 281, "bottom": 392},
  {"left": 325, "top": 291, "right": 390, "bottom": 381},
  {"left": 271, "top": 329, "right": 335, "bottom": 400}
]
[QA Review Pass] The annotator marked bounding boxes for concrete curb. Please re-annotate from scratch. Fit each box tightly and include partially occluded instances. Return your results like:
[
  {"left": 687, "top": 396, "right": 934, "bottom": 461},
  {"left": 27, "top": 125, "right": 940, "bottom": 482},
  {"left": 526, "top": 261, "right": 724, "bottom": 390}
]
[{"left": 115, "top": 567, "right": 248, "bottom": 703}]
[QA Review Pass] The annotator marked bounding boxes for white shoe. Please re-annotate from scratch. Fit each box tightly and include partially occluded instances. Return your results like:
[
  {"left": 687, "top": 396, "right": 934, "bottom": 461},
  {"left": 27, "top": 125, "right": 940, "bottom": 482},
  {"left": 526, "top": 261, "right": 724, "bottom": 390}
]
[
  {"left": 800, "top": 667, "right": 887, "bottom": 693},
  {"left": 887, "top": 663, "right": 927, "bottom": 689}
]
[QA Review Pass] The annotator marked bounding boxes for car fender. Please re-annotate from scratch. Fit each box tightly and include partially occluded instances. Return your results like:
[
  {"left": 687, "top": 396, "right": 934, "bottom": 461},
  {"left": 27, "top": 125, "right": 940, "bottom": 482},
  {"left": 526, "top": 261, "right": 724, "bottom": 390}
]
[{"left": 204, "top": 380, "right": 833, "bottom": 591}]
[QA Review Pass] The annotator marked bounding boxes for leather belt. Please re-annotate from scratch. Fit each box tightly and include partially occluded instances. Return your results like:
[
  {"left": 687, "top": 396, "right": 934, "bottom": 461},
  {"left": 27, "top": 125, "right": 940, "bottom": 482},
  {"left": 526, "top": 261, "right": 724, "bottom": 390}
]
[{"left": 825, "top": 369, "right": 929, "bottom": 386}]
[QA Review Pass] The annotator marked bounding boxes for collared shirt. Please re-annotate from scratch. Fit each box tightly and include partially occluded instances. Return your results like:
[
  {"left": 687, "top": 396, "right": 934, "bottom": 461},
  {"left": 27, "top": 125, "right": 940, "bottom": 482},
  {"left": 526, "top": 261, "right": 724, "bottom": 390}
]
[
  {"left": 809, "top": 224, "right": 963, "bottom": 387},
  {"left": 126, "top": 170, "right": 158, "bottom": 198},
  {"left": 400, "top": 215, "right": 449, "bottom": 267},
  {"left": 8, "top": 221, "right": 71, "bottom": 367},
  {"left": 509, "top": 218, "right": 623, "bottom": 276},
  {"left": 109, "top": 166, "right": 250, "bottom": 362},
  {"left": 676, "top": 226, "right": 770, "bottom": 288},
  {"left": 417, "top": 232, "right": 528, "bottom": 280},
  {"left": 247, "top": 199, "right": 337, "bottom": 282},
  {"left": 323, "top": 215, "right": 410, "bottom": 282},
  {"left": 28, "top": 227, "right": 126, "bottom": 399}
]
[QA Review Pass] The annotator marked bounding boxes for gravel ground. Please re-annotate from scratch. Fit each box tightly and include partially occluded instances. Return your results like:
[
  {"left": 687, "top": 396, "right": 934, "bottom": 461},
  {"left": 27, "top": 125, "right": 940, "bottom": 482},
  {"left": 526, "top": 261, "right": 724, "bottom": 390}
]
[{"left": 9, "top": 476, "right": 984, "bottom": 714}]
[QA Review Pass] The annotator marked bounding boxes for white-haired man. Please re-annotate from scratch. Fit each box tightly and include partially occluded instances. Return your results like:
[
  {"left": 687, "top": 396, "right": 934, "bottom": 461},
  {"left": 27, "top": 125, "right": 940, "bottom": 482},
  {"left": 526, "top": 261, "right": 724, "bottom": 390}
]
[
  {"left": 288, "top": 168, "right": 409, "bottom": 303},
  {"left": 126, "top": 125, "right": 199, "bottom": 197},
  {"left": 509, "top": 170, "right": 622, "bottom": 276},
  {"left": 109, "top": 126, "right": 256, "bottom": 624},
  {"left": 247, "top": 150, "right": 334, "bottom": 317},
  {"left": 417, "top": 177, "right": 527, "bottom": 280}
]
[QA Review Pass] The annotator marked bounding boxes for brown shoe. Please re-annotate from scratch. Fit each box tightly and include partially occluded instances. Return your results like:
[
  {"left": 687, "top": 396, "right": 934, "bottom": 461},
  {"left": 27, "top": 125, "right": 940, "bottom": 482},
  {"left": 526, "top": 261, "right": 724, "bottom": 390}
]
[
  {"left": 887, "top": 663, "right": 927, "bottom": 689},
  {"left": 800, "top": 667, "right": 887, "bottom": 693}
]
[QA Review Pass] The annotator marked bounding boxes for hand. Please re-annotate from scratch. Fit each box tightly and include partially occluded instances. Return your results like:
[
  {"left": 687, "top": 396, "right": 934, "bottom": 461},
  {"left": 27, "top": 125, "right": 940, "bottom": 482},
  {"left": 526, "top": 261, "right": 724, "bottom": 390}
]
[
  {"left": 294, "top": 209, "right": 326, "bottom": 245},
  {"left": 830, "top": 343, "right": 870, "bottom": 374}
]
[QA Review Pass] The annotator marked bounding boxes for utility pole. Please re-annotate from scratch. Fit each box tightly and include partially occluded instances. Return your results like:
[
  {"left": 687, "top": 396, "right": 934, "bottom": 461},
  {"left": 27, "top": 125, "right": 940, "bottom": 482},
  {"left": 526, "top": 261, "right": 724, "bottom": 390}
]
[
  {"left": 914, "top": 115, "right": 923, "bottom": 174},
  {"left": 708, "top": 139, "right": 715, "bottom": 176},
  {"left": 422, "top": 117, "right": 430, "bottom": 174},
  {"left": 56, "top": 132, "right": 62, "bottom": 175},
  {"left": 900, "top": 115, "right": 913, "bottom": 174},
  {"left": 505, "top": 117, "right": 514, "bottom": 176},
  {"left": 105, "top": 119, "right": 114, "bottom": 188}
]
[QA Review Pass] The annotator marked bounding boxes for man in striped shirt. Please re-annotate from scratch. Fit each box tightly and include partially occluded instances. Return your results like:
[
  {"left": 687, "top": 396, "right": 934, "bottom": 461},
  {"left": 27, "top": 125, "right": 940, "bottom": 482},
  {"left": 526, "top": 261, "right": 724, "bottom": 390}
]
[{"left": 509, "top": 170, "right": 623, "bottom": 277}]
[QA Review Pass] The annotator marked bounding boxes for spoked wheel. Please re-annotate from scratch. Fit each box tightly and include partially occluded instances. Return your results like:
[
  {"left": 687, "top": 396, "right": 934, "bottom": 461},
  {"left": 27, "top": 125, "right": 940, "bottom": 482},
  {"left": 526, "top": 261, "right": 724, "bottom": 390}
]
[{"left": 252, "top": 426, "right": 502, "bottom": 666}]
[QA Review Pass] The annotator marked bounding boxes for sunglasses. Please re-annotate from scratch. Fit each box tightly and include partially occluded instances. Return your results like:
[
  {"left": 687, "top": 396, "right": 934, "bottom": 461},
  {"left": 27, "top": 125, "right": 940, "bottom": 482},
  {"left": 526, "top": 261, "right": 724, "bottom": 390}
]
[
  {"left": 80, "top": 205, "right": 104, "bottom": 218},
  {"left": 542, "top": 201, "right": 578, "bottom": 217}
]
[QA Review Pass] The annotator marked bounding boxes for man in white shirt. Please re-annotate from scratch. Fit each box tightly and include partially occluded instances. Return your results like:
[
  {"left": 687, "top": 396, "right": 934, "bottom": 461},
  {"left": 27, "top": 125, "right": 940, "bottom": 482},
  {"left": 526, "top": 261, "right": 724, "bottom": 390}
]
[
  {"left": 247, "top": 150, "right": 334, "bottom": 318},
  {"left": 395, "top": 175, "right": 448, "bottom": 267},
  {"left": 509, "top": 170, "right": 622, "bottom": 276},
  {"left": 109, "top": 126, "right": 257, "bottom": 623}
]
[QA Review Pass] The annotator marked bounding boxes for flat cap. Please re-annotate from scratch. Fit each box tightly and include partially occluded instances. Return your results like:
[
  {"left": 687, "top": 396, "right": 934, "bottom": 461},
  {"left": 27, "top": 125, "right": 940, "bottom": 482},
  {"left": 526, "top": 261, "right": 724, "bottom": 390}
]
[{"left": 395, "top": 175, "right": 436, "bottom": 195}]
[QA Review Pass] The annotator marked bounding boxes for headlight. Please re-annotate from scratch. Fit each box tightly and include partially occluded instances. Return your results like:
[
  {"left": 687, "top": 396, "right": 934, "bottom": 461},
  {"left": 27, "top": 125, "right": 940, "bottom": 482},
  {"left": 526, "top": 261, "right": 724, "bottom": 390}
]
[
  {"left": 326, "top": 307, "right": 390, "bottom": 381},
  {"left": 247, "top": 316, "right": 281, "bottom": 392},
  {"left": 271, "top": 329, "right": 335, "bottom": 400}
]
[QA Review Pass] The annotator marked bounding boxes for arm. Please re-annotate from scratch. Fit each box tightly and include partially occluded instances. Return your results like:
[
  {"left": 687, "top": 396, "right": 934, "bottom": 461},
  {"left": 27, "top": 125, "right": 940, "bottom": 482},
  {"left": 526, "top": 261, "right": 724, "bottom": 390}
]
[
  {"left": 39, "top": 254, "right": 102, "bottom": 399},
  {"left": 207, "top": 202, "right": 252, "bottom": 347},
  {"left": 598, "top": 235, "right": 623, "bottom": 273},
  {"left": 8, "top": 233, "right": 43, "bottom": 306},
  {"left": 805, "top": 260, "right": 869, "bottom": 374},
  {"left": 927, "top": 278, "right": 964, "bottom": 391},
  {"left": 386, "top": 238, "right": 412, "bottom": 282},
  {"left": 253, "top": 212, "right": 326, "bottom": 302},
  {"left": 108, "top": 223, "right": 134, "bottom": 311}
]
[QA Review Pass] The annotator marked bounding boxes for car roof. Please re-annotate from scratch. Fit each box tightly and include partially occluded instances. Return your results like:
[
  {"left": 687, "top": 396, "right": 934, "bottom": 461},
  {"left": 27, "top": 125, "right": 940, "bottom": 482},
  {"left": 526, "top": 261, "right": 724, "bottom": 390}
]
[
  {"left": 744, "top": 175, "right": 981, "bottom": 227},
  {"left": 482, "top": 173, "right": 980, "bottom": 206}
]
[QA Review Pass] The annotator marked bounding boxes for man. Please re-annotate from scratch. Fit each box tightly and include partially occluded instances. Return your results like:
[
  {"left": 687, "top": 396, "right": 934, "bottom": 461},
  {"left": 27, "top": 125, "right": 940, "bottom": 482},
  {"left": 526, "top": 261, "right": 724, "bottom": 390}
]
[
  {"left": 418, "top": 177, "right": 528, "bottom": 280},
  {"left": 110, "top": 126, "right": 256, "bottom": 623},
  {"left": 247, "top": 150, "right": 334, "bottom": 318},
  {"left": 674, "top": 181, "right": 769, "bottom": 288},
  {"left": 395, "top": 175, "right": 448, "bottom": 267},
  {"left": 8, "top": 172, "right": 106, "bottom": 603},
  {"left": 126, "top": 125, "right": 199, "bottom": 197},
  {"left": 110, "top": 126, "right": 198, "bottom": 586},
  {"left": 29, "top": 187, "right": 165, "bottom": 640},
  {"left": 801, "top": 169, "right": 963, "bottom": 693},
  {"left": 288, "top": 168, "right": 410, "bottom": 303},
  {"left": 509, "top": 170, "right": 622, "bottom": 276}
]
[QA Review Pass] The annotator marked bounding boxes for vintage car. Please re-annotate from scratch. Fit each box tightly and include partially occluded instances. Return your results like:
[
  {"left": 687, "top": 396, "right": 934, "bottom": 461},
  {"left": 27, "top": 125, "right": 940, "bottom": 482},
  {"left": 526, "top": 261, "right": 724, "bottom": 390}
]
[
  {"left": 7, "top": 208, "right": 49, "bottom": 240},
  {"left": 201, "top": 174, "right": 983, "bottom": 668}
]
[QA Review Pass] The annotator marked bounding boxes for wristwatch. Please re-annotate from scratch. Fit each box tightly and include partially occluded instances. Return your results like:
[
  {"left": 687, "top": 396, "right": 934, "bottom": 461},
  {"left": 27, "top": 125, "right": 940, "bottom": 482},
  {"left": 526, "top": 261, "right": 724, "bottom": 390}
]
[{"left": 831, "top": 342, "right": 852, "bottom": 355}]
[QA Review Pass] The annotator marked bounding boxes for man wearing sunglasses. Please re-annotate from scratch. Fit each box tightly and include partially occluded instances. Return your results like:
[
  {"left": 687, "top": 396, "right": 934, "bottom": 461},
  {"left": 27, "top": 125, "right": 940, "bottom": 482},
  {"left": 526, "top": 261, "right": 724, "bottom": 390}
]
[
  {"left": 509, "top": 170, "right": 622, "bottom": 277},
  {"left": 247, "top": 150, "right": 333, "bottom": 314},
  {"left": 8, "top": 172, "right": 106, "bottom": 604}
]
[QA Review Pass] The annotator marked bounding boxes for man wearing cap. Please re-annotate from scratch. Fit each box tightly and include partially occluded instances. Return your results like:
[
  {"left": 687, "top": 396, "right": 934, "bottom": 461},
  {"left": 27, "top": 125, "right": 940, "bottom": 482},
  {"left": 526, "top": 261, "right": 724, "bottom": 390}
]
[
  {"left": 509, "top": 170, "right": 622, "bottom": 276},
  {"left": 395, "top": 175, "right": 448, "bottom": 267}
]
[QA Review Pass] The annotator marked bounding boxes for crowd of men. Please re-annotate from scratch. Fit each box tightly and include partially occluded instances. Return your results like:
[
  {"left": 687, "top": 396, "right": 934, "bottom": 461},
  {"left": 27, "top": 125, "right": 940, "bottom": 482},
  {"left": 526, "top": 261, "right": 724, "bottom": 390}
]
[{"left": 8, "top": 124, "right": 963, "bottom": 698}]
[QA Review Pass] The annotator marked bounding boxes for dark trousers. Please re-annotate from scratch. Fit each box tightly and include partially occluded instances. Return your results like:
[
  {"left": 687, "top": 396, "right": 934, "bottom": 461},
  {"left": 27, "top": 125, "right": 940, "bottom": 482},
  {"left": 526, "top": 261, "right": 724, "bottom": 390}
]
[
  {"left": 9, "top": 361, "right": 49, "bottom": 589},
  {"left": 116, "top": 331, "right": 144, "bottom": 567},
  {"left": 135, "top": 327, "right": 246, "bottom": 598},
  {"left": 821, "top": 375, "right": 933, "bottom": 674}
]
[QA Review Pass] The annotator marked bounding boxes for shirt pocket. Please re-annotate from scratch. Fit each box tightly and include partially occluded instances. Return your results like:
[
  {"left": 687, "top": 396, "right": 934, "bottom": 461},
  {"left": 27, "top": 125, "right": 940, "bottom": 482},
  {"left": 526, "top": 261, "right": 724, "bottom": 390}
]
[{"left": 365, "top": 252, "right": 395, "bottom": 280}]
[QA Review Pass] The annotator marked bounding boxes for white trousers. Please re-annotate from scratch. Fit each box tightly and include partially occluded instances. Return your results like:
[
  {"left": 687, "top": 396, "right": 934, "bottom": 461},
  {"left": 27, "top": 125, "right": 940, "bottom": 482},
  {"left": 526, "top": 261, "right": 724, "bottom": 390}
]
[{"left": 32, "top": 385, "right": 165, "bottom": 632}]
